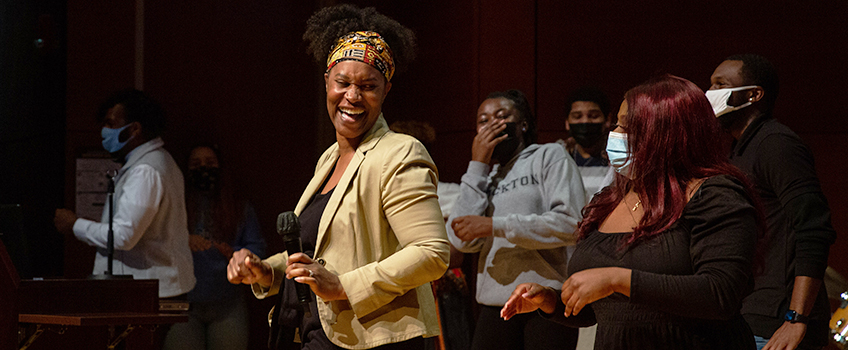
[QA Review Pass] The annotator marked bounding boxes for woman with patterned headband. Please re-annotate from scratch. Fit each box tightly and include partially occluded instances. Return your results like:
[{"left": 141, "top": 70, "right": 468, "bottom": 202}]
[{"left": 226, "top": 4, "right": 449, "bottom": 350}]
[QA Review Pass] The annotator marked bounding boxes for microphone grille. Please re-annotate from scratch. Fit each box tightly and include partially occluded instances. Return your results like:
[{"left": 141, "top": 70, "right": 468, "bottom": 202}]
[{"left": 276, "top": 211, "right": 300, "bottom": 235}]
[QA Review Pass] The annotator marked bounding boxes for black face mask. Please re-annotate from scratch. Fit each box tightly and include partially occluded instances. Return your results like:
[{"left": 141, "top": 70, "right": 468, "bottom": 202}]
[
  {"left": 569, "top": 122, "right": 606, "bottom": 148},
  {"left": 189, "top": 167, "right": 221, "bottom": 191},
  {"left": 492, "top": 122, "right": 521, "bottom": 160}
]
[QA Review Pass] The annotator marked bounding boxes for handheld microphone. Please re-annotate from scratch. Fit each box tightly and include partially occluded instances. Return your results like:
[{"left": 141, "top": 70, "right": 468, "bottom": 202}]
[{"left": 277, "top": 211, "right": 312, "bottom": 305}]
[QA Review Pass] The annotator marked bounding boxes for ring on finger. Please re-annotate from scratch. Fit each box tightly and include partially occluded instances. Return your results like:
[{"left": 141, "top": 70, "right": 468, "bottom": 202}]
[{"left": 308, "top": 269, "right": 314, "bottom": 278}]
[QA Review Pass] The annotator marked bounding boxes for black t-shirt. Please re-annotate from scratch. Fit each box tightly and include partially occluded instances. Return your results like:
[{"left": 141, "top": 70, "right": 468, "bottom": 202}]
[
  {"left": 296, "top": 187, "right": 336, "bottom": 348},
  {"left": 272, "top": 185, "right": 338, "bottom": 349}
]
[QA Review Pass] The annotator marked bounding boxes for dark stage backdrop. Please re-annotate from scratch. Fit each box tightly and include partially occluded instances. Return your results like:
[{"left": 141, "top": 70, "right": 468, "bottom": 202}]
[
  {"left": 56, "top": 0, "right": 847, "bottom": 348},
  {"left": 0, "top": 0, "right": 66, "bottom": 279}
]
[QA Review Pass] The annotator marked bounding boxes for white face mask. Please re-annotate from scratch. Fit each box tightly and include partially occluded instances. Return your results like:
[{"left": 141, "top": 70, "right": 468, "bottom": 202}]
[{"left": 705, "top": 85, "right": 759, "bottom": 117}]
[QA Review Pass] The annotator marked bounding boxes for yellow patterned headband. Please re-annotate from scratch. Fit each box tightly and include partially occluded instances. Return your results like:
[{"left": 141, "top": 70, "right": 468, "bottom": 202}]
[{"left": 326, "top": 31, "right": 395, "bottom": 81}]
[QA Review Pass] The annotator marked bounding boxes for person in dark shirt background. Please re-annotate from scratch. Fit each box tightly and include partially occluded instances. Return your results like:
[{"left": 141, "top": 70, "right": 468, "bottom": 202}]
[{"left": 707, "top": 54, "right": 837, "bottom": 350}]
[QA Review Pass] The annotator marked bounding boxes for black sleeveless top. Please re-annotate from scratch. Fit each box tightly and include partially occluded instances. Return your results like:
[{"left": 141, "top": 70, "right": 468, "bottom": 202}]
[{"left": 274, "top": 173, "right": 336, "bottom": 349}]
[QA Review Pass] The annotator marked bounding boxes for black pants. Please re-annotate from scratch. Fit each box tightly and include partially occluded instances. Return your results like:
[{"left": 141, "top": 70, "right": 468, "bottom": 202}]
[
  {"left": 439, "top": 288, "right": 473, "bottom": 350},
  {"left": 471, "top": 305, "right": 578, "bottom": 350}
]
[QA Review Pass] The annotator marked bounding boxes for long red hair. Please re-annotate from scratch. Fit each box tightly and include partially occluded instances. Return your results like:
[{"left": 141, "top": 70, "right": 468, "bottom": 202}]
[{"left": 578, "top": 75, "right": 763, "bottom": 247}]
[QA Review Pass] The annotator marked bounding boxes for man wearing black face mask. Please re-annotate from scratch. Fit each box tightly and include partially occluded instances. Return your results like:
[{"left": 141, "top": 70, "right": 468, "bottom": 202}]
[
  {"left": 446, "top": 89, "right": 585, "bottom": 350},
  {"left": 556, "top": 87, "right": 616, "bottom": 203},
  {"left": 707, "top": 54, "right": 836, "bottom": 350}
]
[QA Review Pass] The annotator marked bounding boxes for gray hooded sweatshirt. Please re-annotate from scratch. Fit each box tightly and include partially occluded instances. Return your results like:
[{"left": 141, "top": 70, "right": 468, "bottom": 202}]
[{"left": 446, "top": 143, "right": 586, "bottom": 306}]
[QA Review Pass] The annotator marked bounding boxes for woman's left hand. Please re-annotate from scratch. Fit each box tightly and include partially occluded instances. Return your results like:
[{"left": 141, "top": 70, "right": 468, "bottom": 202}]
[
  {"left": 286, "top": 253, "right": 347, "bottom": 301},
  {"left": 560, "top": 267, "right": 631, "bottom": 317}
]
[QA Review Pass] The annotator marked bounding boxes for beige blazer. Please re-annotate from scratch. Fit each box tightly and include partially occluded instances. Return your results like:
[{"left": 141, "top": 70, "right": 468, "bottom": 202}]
[{"left": 260, "top": 115, "right": 450, "bottom": 349}]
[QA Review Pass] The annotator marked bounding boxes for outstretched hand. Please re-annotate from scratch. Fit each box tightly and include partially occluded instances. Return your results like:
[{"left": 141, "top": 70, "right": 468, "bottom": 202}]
[
  {"left": 285, "top": 253, "right": 347, "bottom": 301},
  {"left": 227, "top": 248, "right": 272, "bottom": 287},
  {"left": 500, "top": 283, "right": 558, "bottom": 320}
]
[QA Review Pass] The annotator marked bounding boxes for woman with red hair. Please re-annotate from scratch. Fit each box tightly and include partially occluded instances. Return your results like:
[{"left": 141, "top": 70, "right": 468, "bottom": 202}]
[{"left": 500, "top": 75, "right": 763, "bottom": 349}]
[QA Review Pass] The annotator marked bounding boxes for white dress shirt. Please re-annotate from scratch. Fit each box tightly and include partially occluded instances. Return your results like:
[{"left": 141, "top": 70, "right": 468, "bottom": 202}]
[{"left": 74, "top": 138, "right": 195, "bottom": 297}]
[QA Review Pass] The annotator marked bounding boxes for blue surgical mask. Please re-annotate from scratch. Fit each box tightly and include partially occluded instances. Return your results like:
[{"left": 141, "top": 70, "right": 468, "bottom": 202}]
[
  {"left": 606, "top": 131, "right": 632, "bottom": 178},
  {"left": 101, "top": 124, "right": 134, "bottom": 153}
]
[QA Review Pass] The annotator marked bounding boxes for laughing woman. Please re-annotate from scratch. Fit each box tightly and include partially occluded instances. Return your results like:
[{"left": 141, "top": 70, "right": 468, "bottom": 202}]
[{"left": 226, "top": 5, "right": 449, "bottom": 350}]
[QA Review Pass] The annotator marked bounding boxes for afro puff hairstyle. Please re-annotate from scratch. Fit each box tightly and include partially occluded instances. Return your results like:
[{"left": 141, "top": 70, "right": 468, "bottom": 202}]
[{"left": 303, "top": 4, "right": 417, "bottom": 74}]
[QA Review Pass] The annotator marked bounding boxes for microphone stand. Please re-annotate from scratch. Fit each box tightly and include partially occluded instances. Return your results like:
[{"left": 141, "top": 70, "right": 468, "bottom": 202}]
[{"left": 89, "top": 170, "right": 132, "bottom": 280}]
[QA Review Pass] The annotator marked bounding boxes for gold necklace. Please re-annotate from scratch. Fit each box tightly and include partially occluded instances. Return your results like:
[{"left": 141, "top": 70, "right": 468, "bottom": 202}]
[
  {"left": 625, "top": 194, "right": 642, "bottom": 225},
  {"left": 631, "top": 200, "right": 641, "bottom": 211}
]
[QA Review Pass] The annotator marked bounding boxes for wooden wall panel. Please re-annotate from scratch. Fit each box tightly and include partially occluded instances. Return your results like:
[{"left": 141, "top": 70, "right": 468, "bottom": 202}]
[
  {"left": 534, "top": 0, "right": 848, "bottom": 281},
  {"left": 64, "top": 0, "right": 137, "bottom": 278},
  {"left": 143, "top": 1, "right": 319, "bottom": 260}
]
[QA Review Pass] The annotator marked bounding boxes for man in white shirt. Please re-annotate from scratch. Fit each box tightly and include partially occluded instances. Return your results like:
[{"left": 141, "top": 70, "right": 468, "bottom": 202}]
[{"left": 54, "top": 89, "right": 195, "bottom": 298}]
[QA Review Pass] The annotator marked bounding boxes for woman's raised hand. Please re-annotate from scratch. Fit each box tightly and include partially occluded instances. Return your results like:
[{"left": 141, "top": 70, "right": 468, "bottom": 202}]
[{"left": 471, "top": 118, "right": 507, "bottom": 164}]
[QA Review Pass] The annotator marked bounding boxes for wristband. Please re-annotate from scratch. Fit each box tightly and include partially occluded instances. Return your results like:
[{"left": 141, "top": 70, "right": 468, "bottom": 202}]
[{"left": 784, "top": 310, "right": 809, "bottom": 324}]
